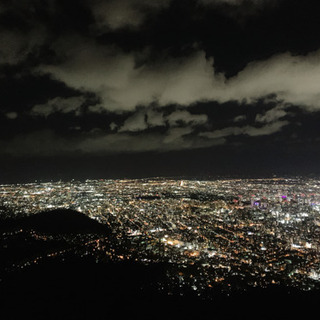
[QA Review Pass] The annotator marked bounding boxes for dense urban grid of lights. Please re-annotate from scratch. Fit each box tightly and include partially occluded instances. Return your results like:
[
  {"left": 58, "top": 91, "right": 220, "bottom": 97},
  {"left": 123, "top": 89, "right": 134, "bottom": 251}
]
[{"left": 1, "top": 178, "right": 320, "bottom": 296}]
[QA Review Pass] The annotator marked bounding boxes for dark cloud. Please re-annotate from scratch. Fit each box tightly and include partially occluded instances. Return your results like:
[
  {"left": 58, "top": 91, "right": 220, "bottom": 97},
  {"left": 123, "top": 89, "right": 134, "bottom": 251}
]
[
  {"left": 30, "top": 96, "right": 86, "bottom": 117},
  {"left": 36, "top": 45, "right": 320, "bottom": 115},
  {"left": 166, "top": 110, "right": 208, "bottom": 127},
  {"left": 199, "top": 120, "right": 289, "bottom": 139},
  {"left": 118, "top": 111, "right": 148, "bottom": 132},
  {"left": 1, "top": 0, "right": 320, "bottom": 179},
  {"left": 90, "top": 0, "right": 171, "bottom": 31},
  {"left": 118, "top": 108, "right": 208, "bottom": 133},
  {"left": 255, "top": 105, "right": 288, "bottom": 124},
  {"left": 0, "top": 126, "right": 223, "bottom": 156},
  {"left": 234, "top": 114, "right": 247, "bottom": 123},
  {"left": 5, "top": 112, "right": 18, "bottom": 120},
  {"left": 36, "top": 46, "right": 218, "bottom": 112},
  {"left": 0, "top": 130, "right": 73, "bottom": 156}
]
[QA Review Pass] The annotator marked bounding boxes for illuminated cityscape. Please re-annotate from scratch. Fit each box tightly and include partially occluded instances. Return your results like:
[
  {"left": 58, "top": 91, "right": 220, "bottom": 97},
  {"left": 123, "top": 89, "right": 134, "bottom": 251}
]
[
  {"left": 1, "top": 177, "right": 320, "bottom": 297},
  {"left": 2, "top": 1, "right": 320, "bottom": 318}
]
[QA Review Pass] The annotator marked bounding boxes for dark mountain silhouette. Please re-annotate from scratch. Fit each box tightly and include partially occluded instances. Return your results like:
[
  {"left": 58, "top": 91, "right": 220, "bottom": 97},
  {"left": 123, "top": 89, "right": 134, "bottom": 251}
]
[
  {"left": 0, "top": 209, "right": 113, "bottom": 281},
  {"left": 0, "top": 209, "right": 111, "bottom": 235}
]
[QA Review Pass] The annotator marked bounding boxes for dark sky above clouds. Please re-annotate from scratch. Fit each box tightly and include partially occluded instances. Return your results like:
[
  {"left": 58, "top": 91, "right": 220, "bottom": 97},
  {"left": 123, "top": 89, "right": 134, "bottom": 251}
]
[{"left": 1, "top": 0, "right": 320, "bottom": 182}]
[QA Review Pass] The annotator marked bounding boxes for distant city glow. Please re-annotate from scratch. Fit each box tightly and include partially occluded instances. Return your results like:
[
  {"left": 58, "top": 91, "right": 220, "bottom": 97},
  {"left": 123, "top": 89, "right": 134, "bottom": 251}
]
[{"left": 1, "top": 177, "right": 320, "bottom": 296}]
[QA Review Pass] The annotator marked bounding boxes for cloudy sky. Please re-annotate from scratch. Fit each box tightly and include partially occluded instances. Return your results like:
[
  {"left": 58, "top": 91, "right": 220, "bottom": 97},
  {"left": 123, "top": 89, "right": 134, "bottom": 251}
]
[{"left": 1, "top": 0, "right": 320, "bottom": 181}]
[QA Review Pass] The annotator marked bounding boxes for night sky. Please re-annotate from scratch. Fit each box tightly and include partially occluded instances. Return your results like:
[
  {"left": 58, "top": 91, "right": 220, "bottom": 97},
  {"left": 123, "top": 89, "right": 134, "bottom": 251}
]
[{"left": 1, "top": 0, "right": 320, "bottom": 182}]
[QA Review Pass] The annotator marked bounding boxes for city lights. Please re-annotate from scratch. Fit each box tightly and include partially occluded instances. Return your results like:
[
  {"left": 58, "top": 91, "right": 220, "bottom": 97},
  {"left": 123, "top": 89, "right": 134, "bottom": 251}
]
[{"left": 1, "top": 177, "right": 320, "bottom": 296}]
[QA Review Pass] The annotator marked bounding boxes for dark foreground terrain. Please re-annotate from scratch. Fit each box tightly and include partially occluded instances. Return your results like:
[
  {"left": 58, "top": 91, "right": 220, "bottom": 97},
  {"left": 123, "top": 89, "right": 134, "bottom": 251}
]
[
  {"left": 2, "top": 257, "right": 319, "bottom": 320},
  {"left": 1, "top": 209, "right": 319, "bottom": 320}
]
